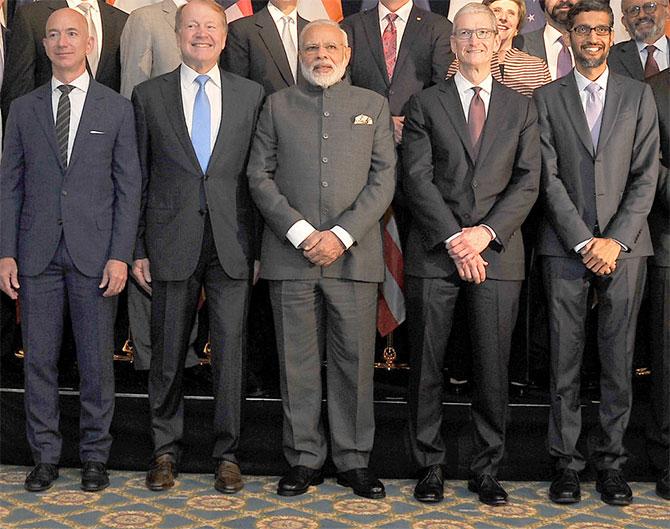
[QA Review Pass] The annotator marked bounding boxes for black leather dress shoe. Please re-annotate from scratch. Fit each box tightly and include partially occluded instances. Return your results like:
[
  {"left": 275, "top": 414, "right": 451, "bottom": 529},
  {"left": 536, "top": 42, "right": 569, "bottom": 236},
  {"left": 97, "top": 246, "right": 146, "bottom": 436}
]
[
  {"left": 596, "top": 469, "right": 633, "bottom": 506},
  {"left": 656, "top": 469, "right": 670, "bottom": 500},
  {"left": 336, "top": 468, "right": 385, "bottom": 499},
  {"left": 414, "top": 465, "right": 444, "bottom": 503},
  {"left": 468, "top": 474, "right": 508, "bottom": 506},
  {"left": 25, "top": 463, "right": 59, "bottom": 492},
  {"left": 549, "top": 469, "right": 581, "bottom": 504},
  {"left": 81, "top": 462, "right": 109, "bottom": 492},
  {"left": 277, "top": 466, "right": 323, "bottom": 496}
]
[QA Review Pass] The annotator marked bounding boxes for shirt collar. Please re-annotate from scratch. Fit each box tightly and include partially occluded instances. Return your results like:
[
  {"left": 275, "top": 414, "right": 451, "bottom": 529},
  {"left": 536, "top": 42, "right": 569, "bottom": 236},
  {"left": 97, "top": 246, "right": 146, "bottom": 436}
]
[
  {"left": 636, "top": 34, "right": 669, "bottom": 55},
  {"left": 574, "top": 66, "right": 609, "bottom": 93},
  {"left": 378, "top": 0, "right": 413, "bottom": 24},
  {"left": 267, "top": 2, "right": 297, "bottom": 24},
  {"left": 51, "top": 70, "right": 90, "bottom": 95},
  {"left": 180, "top": 62, "right": 222, "bottom": 90},
  {"left": 453, "top": 70, "right": 493, "bottom": 96},
  {"left": 173, "top": 0, "right": 187, "bottom": 7},
  {"left": 67, "top": 0, "right": 98, "bottom": 12},
  {"left": 544, "top": 23, "right": 565, "bottom": 43}
]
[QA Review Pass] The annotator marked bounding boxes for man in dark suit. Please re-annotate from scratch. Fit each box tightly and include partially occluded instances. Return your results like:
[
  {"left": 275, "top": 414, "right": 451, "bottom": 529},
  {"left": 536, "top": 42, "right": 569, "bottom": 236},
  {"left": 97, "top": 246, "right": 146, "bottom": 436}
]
[
  {"left": 533, "top": 0, "right": 659, "bottom": 506},
  {"left": 0, "top": 8, "right": 141, "bottom": 492},
  {"left": 132, "top": 0, "right": 264, "bottom": 493},
  {"left": 1, "top": 0, "right": 127, "bottom": 123},
  {"left": 402, "top": 2, "right": 540, "bottom": 506},
  {"left": 514, "top": 0, "right": 575, "bottom": 80},
  {"left": 609, "top": 0, "right": 668, "bottom": 80},
  {"left": 222, "top": 0, "right": 307, "bottom": 95},
  {"left": 645, "top": 68, "right": 670, "bottom": 500}
]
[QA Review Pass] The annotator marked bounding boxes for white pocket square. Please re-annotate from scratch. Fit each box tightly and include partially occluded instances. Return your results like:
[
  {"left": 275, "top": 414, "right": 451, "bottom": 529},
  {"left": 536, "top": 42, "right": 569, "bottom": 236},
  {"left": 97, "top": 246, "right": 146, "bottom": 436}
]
[
  {"left": 353, "top": 114, "right": 373, "bottom": 125},
  {"left": 89, "top": 130, "right": 105, "bottom": 135}
]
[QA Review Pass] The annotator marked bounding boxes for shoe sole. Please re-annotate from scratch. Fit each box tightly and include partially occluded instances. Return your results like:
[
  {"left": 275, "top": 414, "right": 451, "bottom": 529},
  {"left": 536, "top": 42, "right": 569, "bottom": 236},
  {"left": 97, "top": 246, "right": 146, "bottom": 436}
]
[
  {"left": 24, "top": 482, "right": 55, "bottom": 492},
  {"left": 548, "top": 494, "right": 580, "bottom": 504},
  {"left": 215, "top": 483, "right": 244, "bottom": 494},
  {"left": 599, "top": 494, "right": 632, "bottom": 506},
  {"left": 276, "top": 476, "right": 324, "bottom": 497},
  {"left": 81, "top": 481, "right": 110, "bottom": 493},
  {"left": 413, "top": 493, "right": 443, "bottom": 503},
  {"left": 467, "top": 483, "right": 507, "bottom": 506},
  {"left": 336, "top": 477, "right": 385, "bottom": 499}
]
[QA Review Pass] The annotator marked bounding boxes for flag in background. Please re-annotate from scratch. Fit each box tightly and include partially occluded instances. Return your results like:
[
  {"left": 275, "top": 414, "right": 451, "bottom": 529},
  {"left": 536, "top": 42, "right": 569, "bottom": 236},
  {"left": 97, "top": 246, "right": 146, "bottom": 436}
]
[
  {"left": 520, "top": 0, "right": 544, "bottom": 33},
  {"left": 220, "top": 0, "right": 253, "bottom": 22},
  {"left": 297, "top": 0, "right": 343, "bottom": 22},
  {"left": 377, "top": 208, "right": 405, "bottom": 337},
  {"left": 360, "top": 0, "right": 431, "bottom": 9}
]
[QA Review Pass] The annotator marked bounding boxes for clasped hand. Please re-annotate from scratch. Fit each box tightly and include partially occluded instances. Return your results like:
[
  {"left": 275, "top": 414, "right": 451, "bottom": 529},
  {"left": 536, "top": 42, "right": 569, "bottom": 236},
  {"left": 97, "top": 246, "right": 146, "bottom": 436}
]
[
  {"left": 301, "top": 230, "right": 345, "bottom": 267},
  {"left": 580, "top": 238, "right": 621, "bottom": 276},
  {"left": 446, "top": 226, "right": 492, "bottom": 284}
]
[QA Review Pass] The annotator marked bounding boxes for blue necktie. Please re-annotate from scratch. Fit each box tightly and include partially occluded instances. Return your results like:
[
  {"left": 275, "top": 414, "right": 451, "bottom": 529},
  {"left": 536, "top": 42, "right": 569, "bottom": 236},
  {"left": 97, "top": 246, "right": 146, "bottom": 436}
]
[{"left": 192, "top": 75, "right": 211, "bottom": 173}]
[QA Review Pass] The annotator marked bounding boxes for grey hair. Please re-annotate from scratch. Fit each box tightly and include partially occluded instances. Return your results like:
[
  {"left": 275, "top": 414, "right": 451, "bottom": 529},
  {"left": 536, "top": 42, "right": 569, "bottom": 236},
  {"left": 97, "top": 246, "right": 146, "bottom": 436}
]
[
  {"left": 299, "top": 19, "right": 349, "bottom": 49},
  {"left": 452, "top": 2, "right": 499, "bottom": 33}
]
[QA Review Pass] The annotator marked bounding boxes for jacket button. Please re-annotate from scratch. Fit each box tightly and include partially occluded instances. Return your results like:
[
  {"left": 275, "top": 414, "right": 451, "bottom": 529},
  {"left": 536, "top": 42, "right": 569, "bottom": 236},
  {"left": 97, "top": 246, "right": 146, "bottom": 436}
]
[
  {"left": 323, "top": 111, "right": 330, "bottom": 117},
  {"left": 57, "top": 219, "right": 63, "bottom": 225},
  {"left": 321, "top": 181, "right": 328, "bottom": 187},
  {"left": 322, "top": 157, "right": 328, "bottom": 163},
  {"left": 61, "top": 190, "right": 67, "bottom": 196},
  {"left": 472, "top": 181, "right": 478, "bottom": 188},
  {"left": 322, "top": 133, "right": 329, "bottom": 139}
]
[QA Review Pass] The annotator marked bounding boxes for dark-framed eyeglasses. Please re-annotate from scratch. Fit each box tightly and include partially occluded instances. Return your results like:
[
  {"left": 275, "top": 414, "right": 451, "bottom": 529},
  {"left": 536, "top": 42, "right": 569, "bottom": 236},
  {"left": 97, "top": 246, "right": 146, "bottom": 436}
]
[
  {"left": 454, "top": 28, "right": 497, "bottom": 40},
  {"left": 570, "top": 25, "right": 613, "bottom": 36},
  {"left": 623, "top": 2, "right": 667, "bottom": 17}
]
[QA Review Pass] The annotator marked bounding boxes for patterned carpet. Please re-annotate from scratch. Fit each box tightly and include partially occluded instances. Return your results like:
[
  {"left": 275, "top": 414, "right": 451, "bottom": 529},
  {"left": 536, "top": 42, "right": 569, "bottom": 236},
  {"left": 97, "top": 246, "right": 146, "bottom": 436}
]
[{"left": 1, "top": 465, "right": 670, "bottom": 529}]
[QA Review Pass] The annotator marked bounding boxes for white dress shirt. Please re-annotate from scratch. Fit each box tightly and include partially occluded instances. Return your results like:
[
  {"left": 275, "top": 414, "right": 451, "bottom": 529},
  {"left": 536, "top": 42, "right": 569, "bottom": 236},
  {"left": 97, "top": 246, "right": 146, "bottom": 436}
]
[
  {"left": 180, "top": 63, "right": 222, "bottom": 153},
  {"left": 543, "top": 23, "right": 574, "bottom": 81},
  {"left": 636, "top": 34, "right": 669, "bottom": 72},
  {"left": 267, "top": 2, "right": 298, "bottom": 53},
  {"left": 51, "top": 71, "right": 90, "bottom": 165},
  {"left": 378, "top": 0, "right": 413, "bottom": 50},
  {"left": 67, "top": 0, "right": 103, "bottom": 65}
]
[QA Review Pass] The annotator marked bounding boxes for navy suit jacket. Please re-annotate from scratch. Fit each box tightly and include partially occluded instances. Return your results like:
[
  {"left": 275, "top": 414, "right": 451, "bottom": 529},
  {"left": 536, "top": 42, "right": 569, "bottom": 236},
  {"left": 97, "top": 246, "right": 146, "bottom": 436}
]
[{"left": 1, "top": 79, "right": 141, "bottom": 277}]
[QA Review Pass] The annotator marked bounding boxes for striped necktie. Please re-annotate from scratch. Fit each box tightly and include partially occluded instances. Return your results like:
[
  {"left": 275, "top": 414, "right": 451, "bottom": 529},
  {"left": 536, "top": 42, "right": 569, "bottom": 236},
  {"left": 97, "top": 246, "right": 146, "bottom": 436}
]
[{"left": 56, "top": 84, "right": 74, "bottom": 168}]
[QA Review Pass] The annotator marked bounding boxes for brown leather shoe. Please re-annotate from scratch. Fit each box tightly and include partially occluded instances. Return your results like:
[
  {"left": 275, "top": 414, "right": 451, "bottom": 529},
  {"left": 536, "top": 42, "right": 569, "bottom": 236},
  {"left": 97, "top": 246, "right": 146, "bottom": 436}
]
[
  {"left": 215, "top": 460, "right": 243, "bottom": 494},
  {"left": 146, "top": 454, "right": 177, "bottom": 491}
]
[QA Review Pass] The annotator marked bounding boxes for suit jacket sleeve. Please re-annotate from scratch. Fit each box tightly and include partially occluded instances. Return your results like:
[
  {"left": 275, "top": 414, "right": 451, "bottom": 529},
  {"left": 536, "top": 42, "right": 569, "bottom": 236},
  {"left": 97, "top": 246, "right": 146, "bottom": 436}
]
[
  {"left": 479, "top": 97, "right": 540, "bottom": 247},
  {"left": 431, "top": 17, "right": 454, "bottom": 86},
  {"left": 402, "top": 93, "right": 462, "bottom": 249},
  {"left": 330, "top": 97, "right": 396, "bottom": 242},
  {"left": 602, "top": 84, "right": 659, "bottom": 249},
  {"left": 109, "top": 99, "right": 142, "bottom": 264},
  {"left": 120, "top": 12, "right": 153, "bottom": 99},
  {"left": 534, "top": 90, "right": 594, "bottom": 251},
  {"left": 0, "top": 105, "right": 25, "bottom": 259},
  {"left": 131, "top": 87, "right": 150, "bottom": 260},
  {"left": 221, "top": 21, "right": 250, "bottom": 79}
]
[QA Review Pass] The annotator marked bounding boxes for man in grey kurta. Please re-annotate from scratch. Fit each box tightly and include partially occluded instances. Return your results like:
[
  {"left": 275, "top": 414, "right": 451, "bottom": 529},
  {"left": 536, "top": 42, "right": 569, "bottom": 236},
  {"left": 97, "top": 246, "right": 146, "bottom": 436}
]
[{"left": 248, "top": 19, "right": 396, "bottom": 500}]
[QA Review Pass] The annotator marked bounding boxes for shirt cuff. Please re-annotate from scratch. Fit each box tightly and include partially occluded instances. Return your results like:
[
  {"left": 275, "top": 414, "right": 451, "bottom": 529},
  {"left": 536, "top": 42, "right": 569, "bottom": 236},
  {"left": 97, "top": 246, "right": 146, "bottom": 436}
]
[
  {"left": 480, "top": 224, "right": 496, "bottom": 241},
  {"left": 331, "top": 225, "right": 354, "bottom": 250},
  {"left": 574, "top": 238, "right": 592, "bottom": 253},
  {"left": 444, "top": 231, "right": 462, "bottom": 248},
  {"left": 286, "top": 220, "right": 316, "bottom": 249},
  {"left": 613, "top": 239, "right": 628, "bottom": 252}
]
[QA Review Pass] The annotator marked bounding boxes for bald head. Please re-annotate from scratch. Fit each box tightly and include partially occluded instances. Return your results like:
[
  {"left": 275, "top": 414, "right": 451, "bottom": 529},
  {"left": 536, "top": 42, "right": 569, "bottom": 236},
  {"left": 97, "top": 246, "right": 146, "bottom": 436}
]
[{"left": 43, "top": 8, "right": 93, "bottom": 83}]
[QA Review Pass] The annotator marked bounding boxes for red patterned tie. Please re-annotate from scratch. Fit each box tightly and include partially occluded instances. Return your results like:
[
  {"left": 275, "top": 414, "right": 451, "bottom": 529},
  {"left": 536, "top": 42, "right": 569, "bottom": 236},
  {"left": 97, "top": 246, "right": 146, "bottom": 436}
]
[
  {"left": 468, "top": 87, "right": 486, "bottom": 157},
  {"left": 644, "top": 45, "right": 660, "bottom": 78},
  {"left": 383, "top": 13, "right": 398, "bottom": 81}
]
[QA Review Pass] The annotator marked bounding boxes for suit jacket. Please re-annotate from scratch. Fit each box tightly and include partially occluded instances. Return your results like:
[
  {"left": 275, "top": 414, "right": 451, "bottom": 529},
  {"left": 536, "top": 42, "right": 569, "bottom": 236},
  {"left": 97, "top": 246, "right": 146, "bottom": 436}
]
[
  {"left": 119, "top": 0, "right": 182, "bottom": 99},
  {"left": 533, "top": 70, "right": 659, "bottom": 259},
  {"left": 514, "top": 27, "right": 547, "bottom": 63},
  {"left": 0, "top": 79, "right": 141, "bottom": 277},
  {"left": 132, "top": 66, "right": 264, "bottom": 282},
  {"left": 401, "top": 77, "right": 540, "bottom": 281},
  {"left": 247, "top": 80, "right": 396, "bottom": 283},
  {"left": 1, "top": 0, "right": 127, "bottom": 121},
  {"left": 221, "top": 6, "right": 308, "bottom": 96},
  {"left": 609, "top": 38, "right": 670, "bottom": 81},
  {"left": 342, "top": 5, "right": 453, "bottom": 116},
  {"left": 647, "top": 68, "right": 670, "bottom": 266}
]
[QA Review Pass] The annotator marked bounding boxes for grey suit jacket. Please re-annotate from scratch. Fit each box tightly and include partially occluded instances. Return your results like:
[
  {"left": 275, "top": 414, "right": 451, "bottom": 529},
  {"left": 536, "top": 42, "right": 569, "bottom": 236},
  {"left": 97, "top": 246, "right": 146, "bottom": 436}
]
[
  {"left": 609, "top": 38, "right": 670, "bottom": 82},
  {"left": 401, "top": 77, "right": 540, "bottom": 281},
  {"left": 247, "top": 80, "right": 396, "bottom": 283},
  {"left": 1, "top": 80, "right": 141, "bottom": 277},
  {"left": 648, "top": 69, "right": 670, "bottom": 266},
  {"left": 120, "top": 0, "right": 182, "bottom": 99},
  {"left": 514, "top": 27, "right": 547, "bottom": 63},
  {"left": 221, "top": 6, "right": 308, "bottom": 96},
  {"left": 533, "top": 70, "right": 659, "bottom": 259},
  {"left": 132, "top": 67, "right": 264, "bottom": 281},
  {"left": 342, "top": 5, "right": 453, "bottom": 116}
]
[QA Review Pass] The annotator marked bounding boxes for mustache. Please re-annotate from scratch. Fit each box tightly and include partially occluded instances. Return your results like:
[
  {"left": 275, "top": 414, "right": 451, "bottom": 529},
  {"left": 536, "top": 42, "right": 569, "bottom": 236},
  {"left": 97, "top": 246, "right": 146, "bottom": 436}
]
[{"left": 634, "top": 16, "right": 655, "bottom": 26}]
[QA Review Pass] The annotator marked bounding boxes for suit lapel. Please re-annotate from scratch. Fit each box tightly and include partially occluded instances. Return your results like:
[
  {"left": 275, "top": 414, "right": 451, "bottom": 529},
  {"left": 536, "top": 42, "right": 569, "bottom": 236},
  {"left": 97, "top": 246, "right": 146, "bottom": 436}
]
[
  {"left": 560, "top": 72, "right": 594, "bottom": 155},
  {"left": 595, "top": 74, "right": 622, "bottom": 155},
  {"left": 476, "top": 80, "right": 505, "bottom": 164},
  {"left": 96, "top": 1, "right": 115, "bottom": 81},
  {"left": 67, "top": 80, "right": 104, "bottom": 170},
  {"left": 392, "top": 6, "right": 420, "bottom": 82},
  {"left": 161, "top": 69, "right": 202, "bottom": 174},
  {"left": 256, "top": 7, "right": 295, "bottom": 87},
  {"left": 619, "top": 40, "right": 644, "bottom": 79},
  {"left": 162, "top": 0, "right": 177, "bottom": 30},
  {"left": 362, "top": 7, "right": 390, "bottom": 88},
  {"left": 33, "top": 83, "right": 64, "bottom": 172},
  {"left": 437, "top": 78, "right": 476, "bottom": 163},
  {"left": 207, "top": 70, "right": 236, "bottom": 173}
]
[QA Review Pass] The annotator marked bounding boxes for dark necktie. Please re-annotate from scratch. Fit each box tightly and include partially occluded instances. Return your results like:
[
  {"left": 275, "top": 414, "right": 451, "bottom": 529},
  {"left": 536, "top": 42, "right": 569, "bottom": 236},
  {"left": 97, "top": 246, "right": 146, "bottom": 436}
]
[
  {"left": 56, "top": 85, "right": 74, "bottom": 168},
  {"left": 556, "top": 35, "right": 572, "bottom": 79},
  {"left": 382, "top": 13, "right": 398, "bottom": 81},
  {"left": 468, "top": 86, "right": 486, "bottom": 157},
  {"left": 644, "top": 44, "right": 660, "bottom": 78}
]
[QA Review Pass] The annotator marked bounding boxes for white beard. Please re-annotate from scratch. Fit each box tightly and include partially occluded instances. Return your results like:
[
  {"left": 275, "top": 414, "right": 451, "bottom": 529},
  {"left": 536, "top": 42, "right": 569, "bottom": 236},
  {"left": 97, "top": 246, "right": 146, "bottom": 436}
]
[{"left": 300, "top": 60, "right": 347, "bottom": 88}]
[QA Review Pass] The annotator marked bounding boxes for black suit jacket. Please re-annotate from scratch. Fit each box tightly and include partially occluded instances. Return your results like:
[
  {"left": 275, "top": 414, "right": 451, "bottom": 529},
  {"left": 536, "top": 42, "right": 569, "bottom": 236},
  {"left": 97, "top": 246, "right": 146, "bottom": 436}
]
[
  {"left": 132, "top": 67, "right": 264, "bottom": 281},
  {"left": 1, "top": 0, "right": 127, "bottom": 122},
  {"left": 647, "top": 69, "right": 670, "bottom": 266},
  {"left": 609, "top": 38, "right": 670, "bottom": 81},
  {"left": 221, "top": 6, "right": 307, "bottom": 96},
  {"left": 513, "top": 27, "right": 547, "bottom": 63},
  {"left": 342, "top": 5, "right": 453, "bottom": 116},
  {"left": 401, "top": 77, "right": 540, "bottom": 281}
]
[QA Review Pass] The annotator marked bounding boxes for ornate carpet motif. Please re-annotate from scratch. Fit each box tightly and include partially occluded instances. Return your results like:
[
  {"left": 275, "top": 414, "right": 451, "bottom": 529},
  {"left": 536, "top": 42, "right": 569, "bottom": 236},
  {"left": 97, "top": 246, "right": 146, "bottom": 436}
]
[{"left": 1, "top": 466, "right": 668, "bottom": 528}]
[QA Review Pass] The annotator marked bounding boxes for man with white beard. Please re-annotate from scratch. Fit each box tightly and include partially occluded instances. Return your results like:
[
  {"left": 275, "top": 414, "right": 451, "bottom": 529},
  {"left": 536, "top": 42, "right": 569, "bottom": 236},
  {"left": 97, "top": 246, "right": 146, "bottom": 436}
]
[{"left": 247, "top": 19, "right": 396, "bottom": 500}]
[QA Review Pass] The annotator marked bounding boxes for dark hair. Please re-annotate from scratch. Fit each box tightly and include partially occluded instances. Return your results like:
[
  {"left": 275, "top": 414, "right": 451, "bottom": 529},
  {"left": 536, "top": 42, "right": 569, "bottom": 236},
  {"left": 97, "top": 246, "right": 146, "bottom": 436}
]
[{"left": 567, "top": 0, "right": 614, "bottom": 29}]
